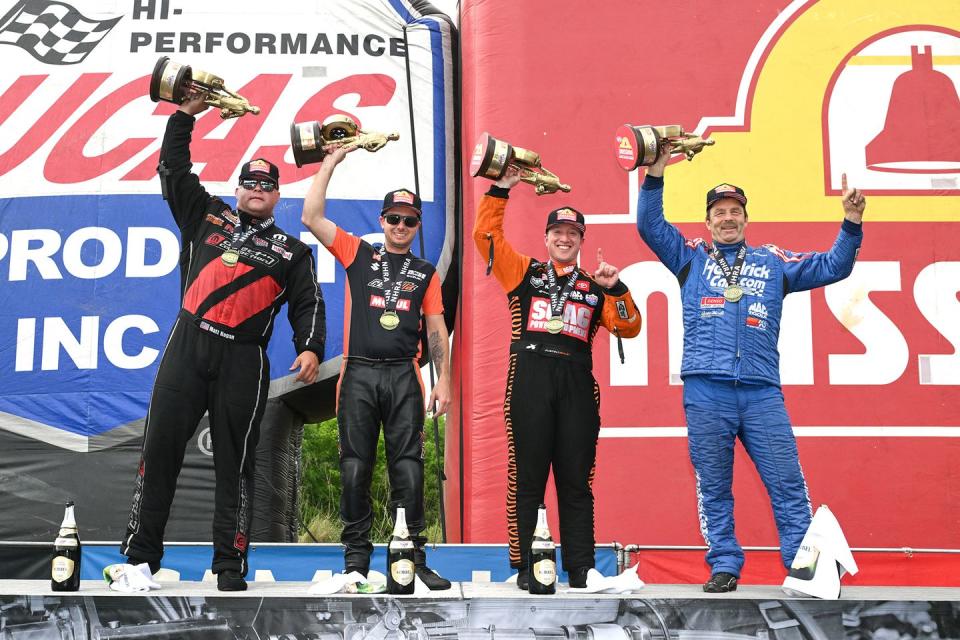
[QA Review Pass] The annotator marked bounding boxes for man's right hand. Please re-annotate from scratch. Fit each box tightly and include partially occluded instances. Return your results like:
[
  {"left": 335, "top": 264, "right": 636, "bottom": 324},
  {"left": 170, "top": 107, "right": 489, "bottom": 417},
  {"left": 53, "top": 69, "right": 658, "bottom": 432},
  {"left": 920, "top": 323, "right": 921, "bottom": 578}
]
[
  {"left": 494, "top": 164, "right": 522, "bottom": 189},
  {"left": 320, "top": 144, "right": 355, "bottom": 171},
  {"left": 645, "top": 145, "right": 672, "bottom": 178},
  {"left": 178, "top": 91, "right": 208, "bottom": 116}
]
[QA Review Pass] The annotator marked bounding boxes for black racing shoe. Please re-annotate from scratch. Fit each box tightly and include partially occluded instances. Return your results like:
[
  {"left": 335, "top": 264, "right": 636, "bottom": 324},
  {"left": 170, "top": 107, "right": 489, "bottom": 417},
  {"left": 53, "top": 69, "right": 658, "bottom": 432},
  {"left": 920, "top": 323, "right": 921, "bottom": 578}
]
[
  {"left": 415, "top": 565, "right": 451, "bottom": 590},
  {"left": 516, "top": 567, "right": 529, "bottom": 590},
  {"left": 217, "top": 570, "right": 248, "bottom": 592},
  {"left": 568, "top": 566, "right": 592, "bottom": 589},
  {"left": 703, "top": 572, "right": 738, "bottom": 593}
]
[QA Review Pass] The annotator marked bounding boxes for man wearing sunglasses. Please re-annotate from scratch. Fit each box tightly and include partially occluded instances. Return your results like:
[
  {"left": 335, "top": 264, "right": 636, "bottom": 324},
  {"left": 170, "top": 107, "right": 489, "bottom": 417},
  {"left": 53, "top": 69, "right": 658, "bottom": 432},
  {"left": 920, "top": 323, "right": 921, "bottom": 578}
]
[
  {"left": 118, "top": 93, "right": 325, "bottom": 592},
  {"left": 301, "top": 145, "right": 452, "bottom": 590},
  {"left": 473, "top": 165, "right": 642, "bottom": 590}
]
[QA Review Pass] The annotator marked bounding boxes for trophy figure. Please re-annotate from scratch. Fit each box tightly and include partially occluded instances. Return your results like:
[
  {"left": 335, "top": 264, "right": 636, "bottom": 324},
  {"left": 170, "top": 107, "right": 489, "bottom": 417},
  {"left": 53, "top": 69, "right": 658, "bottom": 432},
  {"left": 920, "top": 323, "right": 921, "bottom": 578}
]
[
  {"left": 149, "top": 57, "right": 260, "bottom": 120},
  {"left": 614, "top": 124, "right": 714, "bottom": 171},
  {"left": 290, "top": 115, "right": 400, "bottom": 167},
  {"left": 470, "top": 132, "right": 571, "bottom": 195}
]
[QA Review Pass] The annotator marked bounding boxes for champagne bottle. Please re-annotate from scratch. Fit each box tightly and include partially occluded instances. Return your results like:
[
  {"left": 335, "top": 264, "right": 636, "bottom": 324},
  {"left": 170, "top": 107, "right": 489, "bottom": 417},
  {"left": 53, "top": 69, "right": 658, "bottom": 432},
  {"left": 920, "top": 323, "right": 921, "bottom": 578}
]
[
  {"left": 528, "top": 503, "right": 556, "bottom": 594},
  {"left": 387, "top": 507, "right": 415, "bottom": 594},
  {"left": 51, "top": 501, "right": 81, "bottom": 592}
]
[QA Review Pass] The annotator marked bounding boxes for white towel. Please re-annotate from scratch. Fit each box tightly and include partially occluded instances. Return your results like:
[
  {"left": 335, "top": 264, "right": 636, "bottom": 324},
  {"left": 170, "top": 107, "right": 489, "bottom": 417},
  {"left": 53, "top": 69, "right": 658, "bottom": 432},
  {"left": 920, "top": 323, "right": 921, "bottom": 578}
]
[{"left": 103, "top": 563, "right": 162, "bottom": 592}]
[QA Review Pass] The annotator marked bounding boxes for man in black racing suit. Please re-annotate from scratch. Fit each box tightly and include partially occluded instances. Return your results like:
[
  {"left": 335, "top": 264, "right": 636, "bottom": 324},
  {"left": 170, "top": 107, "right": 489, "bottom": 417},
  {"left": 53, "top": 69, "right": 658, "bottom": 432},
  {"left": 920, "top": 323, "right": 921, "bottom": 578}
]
[{"left": 120, "top": 93, "right": 325, "bottom": 592}]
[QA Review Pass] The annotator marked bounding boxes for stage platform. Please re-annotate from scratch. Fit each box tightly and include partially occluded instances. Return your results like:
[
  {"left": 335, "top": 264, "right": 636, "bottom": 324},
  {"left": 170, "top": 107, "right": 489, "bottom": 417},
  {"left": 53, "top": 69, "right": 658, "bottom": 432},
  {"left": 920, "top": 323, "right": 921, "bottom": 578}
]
[{"left": 1, "top": 579, "right": 957, "bottom": 639}]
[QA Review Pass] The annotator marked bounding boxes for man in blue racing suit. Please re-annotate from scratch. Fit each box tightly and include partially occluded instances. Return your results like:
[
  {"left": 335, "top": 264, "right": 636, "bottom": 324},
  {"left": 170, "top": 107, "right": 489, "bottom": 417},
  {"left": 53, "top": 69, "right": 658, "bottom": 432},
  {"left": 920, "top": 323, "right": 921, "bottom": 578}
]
[{"left": 636, "top": 150, "right": 866, "bottom": 593}]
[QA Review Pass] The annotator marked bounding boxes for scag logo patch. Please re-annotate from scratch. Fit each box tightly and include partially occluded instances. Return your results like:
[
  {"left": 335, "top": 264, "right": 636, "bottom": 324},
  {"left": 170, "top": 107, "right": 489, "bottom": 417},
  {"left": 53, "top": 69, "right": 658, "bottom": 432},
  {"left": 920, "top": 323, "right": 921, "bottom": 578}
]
[{"left": 526, "top": 297, "right": 594, "bottom": 342}]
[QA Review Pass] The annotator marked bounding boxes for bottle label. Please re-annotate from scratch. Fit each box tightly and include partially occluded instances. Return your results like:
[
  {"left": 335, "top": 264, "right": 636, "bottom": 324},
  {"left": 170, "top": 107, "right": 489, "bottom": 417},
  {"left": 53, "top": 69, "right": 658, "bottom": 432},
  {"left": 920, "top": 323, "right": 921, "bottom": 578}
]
[
  {"left": 390, "top": 540, "right": 414, "bottom": 550},
  {"left": 52, "top": 556, "right": 75, "bottom": 582},
  {"left": 533, "top": 559, "right": 556, "bottom": 586},
  {"left": 531, "top": 540, "right": 555, "bottom": 551},
  {"left": 391, "top": 559, "right": 415, "bottom": 586},
  {"left": 54, "top": 537, "right": 78, "bottom": 548}
]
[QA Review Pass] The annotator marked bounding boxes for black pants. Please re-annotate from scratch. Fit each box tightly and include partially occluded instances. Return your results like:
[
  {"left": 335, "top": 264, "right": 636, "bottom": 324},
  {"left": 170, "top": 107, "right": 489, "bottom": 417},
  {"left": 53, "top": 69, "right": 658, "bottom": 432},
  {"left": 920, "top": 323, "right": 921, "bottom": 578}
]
[
  {"left": 121, "top": 318, "right": 269, "bottom": 576},
  {"left": 337, "top": 358, "right": 426, "bottom": 571},
  {"left": 504, "top": 352, "right": 600, "bottom": 571}
]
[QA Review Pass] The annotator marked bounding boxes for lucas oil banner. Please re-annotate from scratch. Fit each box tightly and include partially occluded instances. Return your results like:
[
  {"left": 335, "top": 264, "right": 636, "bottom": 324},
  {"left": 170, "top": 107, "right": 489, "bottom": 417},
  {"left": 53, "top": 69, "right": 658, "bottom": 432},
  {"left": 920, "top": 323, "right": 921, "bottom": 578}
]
[
  {"left": 0, "top": 0, "right": 456, "bottom": 540},
  {"left": 454, "top": 0, "right": 959, "bottom": 584}
]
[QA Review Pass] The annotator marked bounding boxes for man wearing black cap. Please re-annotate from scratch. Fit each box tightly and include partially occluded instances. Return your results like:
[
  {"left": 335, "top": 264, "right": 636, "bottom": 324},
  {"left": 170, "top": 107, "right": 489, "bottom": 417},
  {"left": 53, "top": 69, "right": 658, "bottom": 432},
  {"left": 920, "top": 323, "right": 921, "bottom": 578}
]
[
  {"left": 473, "top": 166, "right": 641, "bottom": 590},
  {"left": 300, "top": 146, "right": 452, "bottom": 590},
  {"left": 119, "top": 93, "right": 325, "bottom": 591},
  {"left": 636, "top": 151, "right": 866, "bottom": 593}
]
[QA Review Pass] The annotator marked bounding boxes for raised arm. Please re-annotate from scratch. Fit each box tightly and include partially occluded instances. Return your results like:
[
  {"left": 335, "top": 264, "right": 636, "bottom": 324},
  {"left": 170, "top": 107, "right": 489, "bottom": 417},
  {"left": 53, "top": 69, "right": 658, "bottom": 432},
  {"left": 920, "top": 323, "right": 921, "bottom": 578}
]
[
  {"left": 636, "top": 150, "right": 698, "bottom": 276},
  {"left": 472, "top": 165, "right": 531, "bottom": 292},
  {"left": 158, "top": 93, "right": 216, "bottom": 231},
  {"left": 301, "top": 145, "right": 355, "bottom": 248}
]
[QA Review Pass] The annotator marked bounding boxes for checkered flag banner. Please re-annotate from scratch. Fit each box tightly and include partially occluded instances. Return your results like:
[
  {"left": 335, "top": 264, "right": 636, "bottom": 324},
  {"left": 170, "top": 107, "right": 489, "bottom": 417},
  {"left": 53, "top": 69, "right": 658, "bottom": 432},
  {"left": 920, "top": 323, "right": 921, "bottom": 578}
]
[{"left": 0, "top": 0, "right": 121, "bottom": 65}]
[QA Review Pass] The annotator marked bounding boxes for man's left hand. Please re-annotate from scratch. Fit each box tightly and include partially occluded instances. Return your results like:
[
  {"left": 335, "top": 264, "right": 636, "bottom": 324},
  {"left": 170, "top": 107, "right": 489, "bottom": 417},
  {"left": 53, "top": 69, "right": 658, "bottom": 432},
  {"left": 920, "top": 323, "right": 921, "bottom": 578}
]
[
  {"left": 290, "top": 351, "right": 320, "bottom": 384},
  {"left": 841, "top": 172, "right": 866, "bottom": 223},
  {"left": 593, "top": 248, "right": 620, "bottom": 289},
  {"left": 428, "top": 379, "right": 451, "bottom": 418}
]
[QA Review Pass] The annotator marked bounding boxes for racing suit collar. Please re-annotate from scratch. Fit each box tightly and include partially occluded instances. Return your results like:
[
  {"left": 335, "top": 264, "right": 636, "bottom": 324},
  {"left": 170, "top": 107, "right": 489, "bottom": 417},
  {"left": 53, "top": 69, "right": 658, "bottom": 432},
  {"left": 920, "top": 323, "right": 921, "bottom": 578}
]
[
  {"left": 713, "top": 240, "right": 746, "bottom": 251},
  {"left": 550, "top": 259, "right": 578, "bottom": 276}
]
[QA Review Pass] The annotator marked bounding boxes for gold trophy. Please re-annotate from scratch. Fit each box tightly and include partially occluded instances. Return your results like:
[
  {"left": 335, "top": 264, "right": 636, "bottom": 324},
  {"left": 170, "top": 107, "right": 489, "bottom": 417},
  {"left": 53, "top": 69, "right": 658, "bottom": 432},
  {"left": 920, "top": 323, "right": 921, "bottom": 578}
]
[
  {"left": 614, "top": 124, "right": 714, "bottom": 171},
  {"left": 290, "top": 115, "right": 400, "bottom": 167},
  {"left": 470, "top": 132, "right": 571, "bottom": 195},
  {"left": 149, "top": 56, "right": 260, "bottom": 120}
]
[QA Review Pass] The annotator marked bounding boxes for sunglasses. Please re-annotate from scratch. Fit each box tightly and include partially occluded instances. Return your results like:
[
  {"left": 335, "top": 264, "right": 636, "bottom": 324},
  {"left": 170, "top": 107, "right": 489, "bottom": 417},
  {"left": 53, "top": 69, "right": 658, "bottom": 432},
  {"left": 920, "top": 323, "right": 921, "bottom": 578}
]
[
  {"left": 239, "top": 179, "right": 277, "bottom": 192},
  {"left": 382, "top": 214, "right": 420, "bottom": 228}
]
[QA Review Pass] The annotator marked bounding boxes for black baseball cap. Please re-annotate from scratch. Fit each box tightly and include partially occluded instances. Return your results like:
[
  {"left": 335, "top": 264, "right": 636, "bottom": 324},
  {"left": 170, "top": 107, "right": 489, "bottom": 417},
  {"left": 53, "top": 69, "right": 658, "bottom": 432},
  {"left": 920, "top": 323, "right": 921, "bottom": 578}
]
[
  {"left": 545, "top": 206, "right": 586, "bottom": 235},
  {"left": 240, "top": 158, "right": 280, "bottom": 186},
  {"left": 381, "top": 189, "right": 422, "bottom": 216},
  {"left": 706, "top": 183, "right": 747, "bottom": 214}
]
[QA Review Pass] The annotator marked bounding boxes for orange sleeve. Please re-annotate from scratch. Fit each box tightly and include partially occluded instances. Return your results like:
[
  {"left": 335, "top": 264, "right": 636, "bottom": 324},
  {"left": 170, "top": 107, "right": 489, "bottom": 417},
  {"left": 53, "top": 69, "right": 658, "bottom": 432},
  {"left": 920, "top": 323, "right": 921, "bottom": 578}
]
[
  {"left": 600, "top": 287, "right": 642, "bottom": 338},
  {"left": 472, "top": 193, "right": 531, "bottom": 292},
  {"left": 422, "top": 273, "right": 444, "bottom": 316},
  {"left": 329, "top": 227, "right": 361, "bottom": 268}
]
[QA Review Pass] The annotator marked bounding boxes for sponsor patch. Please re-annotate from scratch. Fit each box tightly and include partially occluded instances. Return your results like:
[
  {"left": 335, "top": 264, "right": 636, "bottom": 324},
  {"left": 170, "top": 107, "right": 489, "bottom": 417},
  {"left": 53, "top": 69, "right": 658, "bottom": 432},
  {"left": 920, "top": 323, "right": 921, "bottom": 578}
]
[
  {"left": 748, "top": 301, "right": 768, "bottom": 318},
  {"left": 714, "top": 184, "right": 736, "bottom": 193},
  {"left": 393, "top": 190, "right": 415, "bottom": 205},
  {"left": 407, "top": 270, "right": 427, "bottom": 281},
  {"left": 585, "top": 293, "right": 598, "bottom": 306},
  {"left": 400, "top": 281, "right": 419, "bottom": 292},
  {"left": 205, "top": 213, "right": 225, "bottom": 227},
  {"left": 270, "top": 244, "right": 293, "bottom": 260},
  {"left": 270, "top": 233, "right": 288, "bottom": 244},
  {"left": 369, "top": 295, "right": 411, "bottom": 311},
  {"left": 746, "top": 316, "right": 767, "bottom": 330},
  {"left": 530, "top": 276, "right": 545, "bottom": 288},
  {"left": 252, "top": 236, "right": 268, "bottom": 247},
  {"left": 205, "top": 233, "right": 227, "bottom": 246},
  {"left": 240, "top": 248, "right": 278, "bottom": 267},
  {"left": 616, "top": 299, "right": 629, "bottom": 320},
  {"left": 247, "top": 159, "right": 271, "bottom": 174},
  {"left": 367, "top": 278, "right": 385, "bottom": 289},
  {"left": 556, "top": 208, "right": 578, "bottom": 222},
  {"left": 569, "top": 290, "right": 584, "bottom": 301},
  {"left": 700, "top": 296, "right": 725, "bottom": 309},
  {"left": 701, "top": 311, "right": 724, "bottom": 318},
  {"left": 223, "top": 211, "right": 240, "bottom": 224},
  {"left": 525, "top": 297, "right": 594, "bottom": 342},
  {"left": 575, "top": 280, "right": 590, "bottom": 291},
  {"left": 234, "top": 532, "right": 248, "bottom": 552}
]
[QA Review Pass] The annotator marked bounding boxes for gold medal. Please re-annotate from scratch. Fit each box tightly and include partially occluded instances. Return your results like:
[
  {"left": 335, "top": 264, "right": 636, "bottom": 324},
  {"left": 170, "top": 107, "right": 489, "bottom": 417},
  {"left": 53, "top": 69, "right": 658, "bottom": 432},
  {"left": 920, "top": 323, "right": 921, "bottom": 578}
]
[
  {"left": 546, "top": 316, "right": 564, "bottom": 334},
  {"left": 380, "top": 311, "right": 400, "bottom": 330},
  {"left": 221, "top": 249, "right": 240, "bottom": 267},
  {"left": 723, "top": 285, "right": 743, "bottom": 303}
]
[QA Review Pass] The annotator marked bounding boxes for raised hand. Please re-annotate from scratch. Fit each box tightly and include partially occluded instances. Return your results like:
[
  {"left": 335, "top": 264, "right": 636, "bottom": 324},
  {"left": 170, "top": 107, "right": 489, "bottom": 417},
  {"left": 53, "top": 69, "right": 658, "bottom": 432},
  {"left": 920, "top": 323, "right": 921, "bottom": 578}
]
[
  {"left": 593, "top": 248, "right": 620, "bottom": 289},
  {"left": 841, "top": 172, "right": 866, "bottom": 223}
]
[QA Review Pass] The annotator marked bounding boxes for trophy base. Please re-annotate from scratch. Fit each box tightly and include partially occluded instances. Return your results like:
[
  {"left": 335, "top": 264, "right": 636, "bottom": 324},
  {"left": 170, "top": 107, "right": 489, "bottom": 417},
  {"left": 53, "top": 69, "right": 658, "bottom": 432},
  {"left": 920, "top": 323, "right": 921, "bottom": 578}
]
[
  {"left": 291, "top": 121, "right": 326, "bottom": 168},
  {"left": 150, "top": 56, "right": 192, "bottom": 104},
  {"left": 470, "top": 132, "right": 514, "bottom": 181},
  {"left": 614, "top": 124, "right": 662, "bottom": 171}
]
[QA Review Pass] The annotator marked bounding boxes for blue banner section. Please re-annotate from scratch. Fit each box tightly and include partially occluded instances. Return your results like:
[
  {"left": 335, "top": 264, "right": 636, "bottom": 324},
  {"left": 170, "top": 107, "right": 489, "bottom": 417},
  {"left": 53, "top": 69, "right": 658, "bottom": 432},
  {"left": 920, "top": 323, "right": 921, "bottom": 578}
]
[
  {"left": 85, "top": 543, "right": 618, "bottom": 582},
  {"left": 0, "top": 193, "right": 445, "bottom": 437}
]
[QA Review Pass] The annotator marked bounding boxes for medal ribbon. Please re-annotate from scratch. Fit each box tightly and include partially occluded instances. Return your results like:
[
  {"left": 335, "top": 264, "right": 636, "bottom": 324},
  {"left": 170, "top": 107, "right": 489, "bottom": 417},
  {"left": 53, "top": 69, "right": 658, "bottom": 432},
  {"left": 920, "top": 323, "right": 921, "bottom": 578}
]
[
  {"left": 709, "top": 244, "right": 747, "bottom": 289},
  {"left": 379, "top": 246, "right": 413, "bottom": 314},
  {"left": 545, "top": 262, "right": 580, "bottom": 318},
  {"left": 228, "top": 213, "right": 274, "bottom": 253}
]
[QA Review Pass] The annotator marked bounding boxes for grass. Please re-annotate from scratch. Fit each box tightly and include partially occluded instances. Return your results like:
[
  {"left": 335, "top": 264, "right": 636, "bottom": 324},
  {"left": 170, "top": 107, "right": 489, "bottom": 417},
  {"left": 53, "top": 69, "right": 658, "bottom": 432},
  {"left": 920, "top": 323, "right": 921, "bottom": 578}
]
[{"left": 298, "top": 417, "right": 446, "bottom": 543}]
